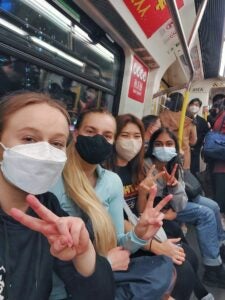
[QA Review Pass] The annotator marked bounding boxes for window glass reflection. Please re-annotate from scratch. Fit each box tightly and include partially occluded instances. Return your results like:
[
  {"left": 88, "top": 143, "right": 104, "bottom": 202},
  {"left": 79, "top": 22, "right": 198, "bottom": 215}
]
[{"left": 0, "top": 52, "right": 114, "bottom": 126}]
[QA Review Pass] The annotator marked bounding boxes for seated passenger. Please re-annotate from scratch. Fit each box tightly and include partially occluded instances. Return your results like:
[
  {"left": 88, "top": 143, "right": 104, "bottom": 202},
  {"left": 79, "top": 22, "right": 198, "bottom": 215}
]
[
  {"left": 0, "top": 92, "right": 115, "bottom": 300},
  {"left": 50, "top": 108, "right": 174, "bottom": 300},
  {"left": 105, "top": 113, "right": 212, "bottom": 300},
  {"left": 145, "top": 127, "right": 225, "bottom": 289}
]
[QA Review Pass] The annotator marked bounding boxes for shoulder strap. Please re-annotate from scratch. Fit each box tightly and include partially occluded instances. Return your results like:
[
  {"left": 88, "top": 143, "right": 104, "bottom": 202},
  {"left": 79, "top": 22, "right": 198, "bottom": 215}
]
[
  {"left": 123, "top": 199, "right": 167, "bottom": 242},
  {"left": 123, "top": 199, "right": 138, "bottom": 226}
]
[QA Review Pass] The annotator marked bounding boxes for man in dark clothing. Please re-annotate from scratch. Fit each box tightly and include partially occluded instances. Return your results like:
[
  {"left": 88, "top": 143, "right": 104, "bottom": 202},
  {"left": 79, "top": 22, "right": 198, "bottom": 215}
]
[{"left": 187, "top": 98, "right": 209, "bottom": 175}]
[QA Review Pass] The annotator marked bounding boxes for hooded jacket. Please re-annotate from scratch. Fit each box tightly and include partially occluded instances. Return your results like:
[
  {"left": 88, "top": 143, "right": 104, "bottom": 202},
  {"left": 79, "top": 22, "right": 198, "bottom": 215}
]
[
  {"left": 0, "top": 192, "right": 114, "bottom": 300},
  {"left": 160, "top": 110, "right": 197, "bottom": 169}
]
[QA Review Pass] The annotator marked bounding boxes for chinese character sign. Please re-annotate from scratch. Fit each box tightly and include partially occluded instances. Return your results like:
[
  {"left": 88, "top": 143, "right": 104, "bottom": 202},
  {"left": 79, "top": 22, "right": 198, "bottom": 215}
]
[
  {"left": 128, "top": 56, "right": 148, "bottom": 103},
  {"left": 123, "top": 0, "right": 184, "bottom": 38}
]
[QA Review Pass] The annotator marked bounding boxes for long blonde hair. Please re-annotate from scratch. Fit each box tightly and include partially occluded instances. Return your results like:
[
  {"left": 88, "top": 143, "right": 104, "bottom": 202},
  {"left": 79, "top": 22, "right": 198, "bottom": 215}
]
[{"left": 63, "top": 142, "right": 117, "bottom": 255}]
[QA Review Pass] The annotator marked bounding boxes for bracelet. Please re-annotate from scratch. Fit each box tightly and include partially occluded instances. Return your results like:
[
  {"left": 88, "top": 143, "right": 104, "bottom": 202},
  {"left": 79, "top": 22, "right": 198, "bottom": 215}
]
[{"left": 149, "top": 239, "right": 153, "bottom": 252}]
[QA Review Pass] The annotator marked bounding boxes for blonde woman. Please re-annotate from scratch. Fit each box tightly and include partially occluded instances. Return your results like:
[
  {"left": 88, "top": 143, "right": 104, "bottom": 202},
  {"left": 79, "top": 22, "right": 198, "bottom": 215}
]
[{"left": 50, "top": 108, "right": 174, "bottom": 300}]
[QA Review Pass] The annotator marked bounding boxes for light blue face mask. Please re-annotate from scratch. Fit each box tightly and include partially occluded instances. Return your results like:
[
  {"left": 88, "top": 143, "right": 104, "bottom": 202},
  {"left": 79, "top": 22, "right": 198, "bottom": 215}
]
[{"left": 152, "top": 146, "right": 177, "bottom": 162}]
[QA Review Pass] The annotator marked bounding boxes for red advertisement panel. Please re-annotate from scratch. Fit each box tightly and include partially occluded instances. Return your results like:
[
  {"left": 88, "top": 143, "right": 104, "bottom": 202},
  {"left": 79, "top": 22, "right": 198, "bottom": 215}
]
[
  {"left": 128, "top": 56, "right": 148, "bottom": 103},
  {"left": 123, "top": 0, "right": 184, "bottom": 38}
]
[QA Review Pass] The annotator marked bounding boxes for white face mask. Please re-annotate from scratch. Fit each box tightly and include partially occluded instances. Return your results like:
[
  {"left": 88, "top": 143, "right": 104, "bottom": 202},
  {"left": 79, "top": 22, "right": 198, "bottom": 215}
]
[
  {"left": 189, "top": 105, "right": 200, "bottom": 114},
  {"left": 0, "top": 142, "right": 67, "bottom": 195},
  {"left": 115, "top": 138, "right": 142, "bottom": 162},
  {"left": 152, "top": 146, "right": 177, "bottom": 162}
]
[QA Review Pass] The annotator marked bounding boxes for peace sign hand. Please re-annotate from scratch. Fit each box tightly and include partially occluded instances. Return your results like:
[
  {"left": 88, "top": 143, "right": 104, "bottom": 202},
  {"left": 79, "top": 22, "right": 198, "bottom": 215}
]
[
  {"left": 139, "top": 165, "right": 165, "bottom": 194},
  {"left": 134, "top": 185, "right": 172, "bottom": 241},
  {"left": 163, "top": 164, "right": 178, "bottom": 187},
  {"left": 10, "top": 195, "right": 90, "bottom": 262}
]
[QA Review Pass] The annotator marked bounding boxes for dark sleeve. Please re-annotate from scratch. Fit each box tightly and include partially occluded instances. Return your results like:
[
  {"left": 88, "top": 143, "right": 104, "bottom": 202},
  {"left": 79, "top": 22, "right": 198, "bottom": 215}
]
[
  {"left": 201, "top": 118, "right": 209, "bottom": 136},
  {"left": 54, "top": 255, "right": 115, "bottom": 300},
  {"left": 196, "top": 118, "right": 209, "bottom": 146}
]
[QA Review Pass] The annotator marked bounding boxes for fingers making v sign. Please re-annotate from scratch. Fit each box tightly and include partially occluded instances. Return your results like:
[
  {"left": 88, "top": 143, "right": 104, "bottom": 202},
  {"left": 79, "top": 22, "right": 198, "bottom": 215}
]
[
  {"left": 134, "top": 184, "right": 173, "bottom": 241},
  {"left": 163, "top": 163, "right": 178, "bottom": 187},
  {"left": 10, "top": 194, "right": 90, "bottom": 262},
  {"left": 139, "top": 164, "right": 165, "bottom": 194}
]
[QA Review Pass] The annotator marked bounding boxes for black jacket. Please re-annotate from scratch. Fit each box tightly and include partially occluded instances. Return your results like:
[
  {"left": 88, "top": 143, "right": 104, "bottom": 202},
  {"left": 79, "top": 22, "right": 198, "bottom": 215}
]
[
  {"left": 192, "top": 115, "right": 209, "bottom": 151},
  {"left": 0, "top": 192, "right": 115, "bottom": 300}
]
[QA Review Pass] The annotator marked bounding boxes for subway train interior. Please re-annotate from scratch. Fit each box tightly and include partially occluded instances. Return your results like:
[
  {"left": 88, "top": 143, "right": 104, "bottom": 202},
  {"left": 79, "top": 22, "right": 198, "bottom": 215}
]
[{"left": 1, "top": 0, "right": 225, "bottom": 299}]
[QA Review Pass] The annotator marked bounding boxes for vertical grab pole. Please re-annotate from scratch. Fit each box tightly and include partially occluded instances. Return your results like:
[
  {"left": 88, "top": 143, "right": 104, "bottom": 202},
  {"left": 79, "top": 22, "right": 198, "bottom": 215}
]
[
  {"left": 178, "top": 88, "right": 190, "bottom": 149},
  {"left": 166, "top": 0, "right": 208, "bottom": 148}
]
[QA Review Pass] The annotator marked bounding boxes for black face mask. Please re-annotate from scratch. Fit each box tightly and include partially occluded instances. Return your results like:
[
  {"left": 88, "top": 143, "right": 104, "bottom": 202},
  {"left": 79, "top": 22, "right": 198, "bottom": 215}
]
[{"left": 75, "top": 134, "right": 113, "bottom": 164}]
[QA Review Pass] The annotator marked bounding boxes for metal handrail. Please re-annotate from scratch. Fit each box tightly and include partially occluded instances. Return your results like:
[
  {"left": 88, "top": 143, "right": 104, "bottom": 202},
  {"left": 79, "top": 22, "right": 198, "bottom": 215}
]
[
  {"left": 154, "top": 0, "right": 207, "bottom": 148},
  {"left": 188, "top": 0, "right": 208, "bottom": 49},
  {"left": 153, "top": 0, "right": 208, "bottom": 99}
]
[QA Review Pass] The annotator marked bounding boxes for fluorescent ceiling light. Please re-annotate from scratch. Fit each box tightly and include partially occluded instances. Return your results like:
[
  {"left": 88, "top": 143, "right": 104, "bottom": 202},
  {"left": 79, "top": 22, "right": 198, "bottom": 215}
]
[
  {"left": 21, "top": 0, "right": 71, "bottom": 30},
  {"left": 90, "top": 43, "right": 114, "bottom": 62},
  {"left": 0, "top": 18, "right": 27, "bottom": 35},
  {"left": 31, "top": 36, "right": 84, "bottom": 67},
  {"left": 219, "top": 41, "right": 225, "bottom": 76}
]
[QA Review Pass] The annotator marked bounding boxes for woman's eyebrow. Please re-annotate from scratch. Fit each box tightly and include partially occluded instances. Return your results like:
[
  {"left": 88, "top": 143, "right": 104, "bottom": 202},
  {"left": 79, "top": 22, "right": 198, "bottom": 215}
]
[
  {"left": 84, "top": 126, "right": 96, "bottom": 130},
  {"left": 17, "top": 127, "right": 40, "bottom": 133},
  {"left": 103, "top": 130, "right": 114, "bottom": 135}
]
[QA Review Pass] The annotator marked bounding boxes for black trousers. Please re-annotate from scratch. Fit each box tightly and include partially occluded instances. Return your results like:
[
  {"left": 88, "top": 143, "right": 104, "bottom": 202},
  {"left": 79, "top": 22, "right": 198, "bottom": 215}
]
[{"left": 163, "top": 220, "right": 208, "bottom": 300}]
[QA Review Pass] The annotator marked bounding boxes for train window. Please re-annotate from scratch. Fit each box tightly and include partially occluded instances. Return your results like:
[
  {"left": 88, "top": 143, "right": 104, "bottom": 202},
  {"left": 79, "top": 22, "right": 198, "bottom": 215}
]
[
  {"left": 2, "top": 0, "right": 71, "bottom": 47},
  {"left": 72, "top": 25, "right": 119, "bottom": 86},
  {"left": 0, "top": 0, "right": 121, "bottom": 87},
  {"left": 0, "top": 0, "right": 123, "bottom": 116},
  {"left": 0, "top": 51, "right": 114, "bottom": 128}
]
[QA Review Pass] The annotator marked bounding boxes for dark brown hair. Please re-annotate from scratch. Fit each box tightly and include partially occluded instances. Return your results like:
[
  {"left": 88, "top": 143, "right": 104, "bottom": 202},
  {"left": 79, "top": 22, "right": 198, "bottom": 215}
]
[{"left": 106, "top": 113, "right": 145, "bottom": 184}]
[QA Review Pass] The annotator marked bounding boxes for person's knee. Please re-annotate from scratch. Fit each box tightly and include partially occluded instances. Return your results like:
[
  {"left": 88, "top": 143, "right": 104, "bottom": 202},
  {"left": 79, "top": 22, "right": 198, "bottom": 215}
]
[
  {"left": 197, "top": 195, "right": 220, "bottom": 213},
  {"left": 196, "top": 205, "right": 215, "bottom": 224},
  {"left": 209, "top": 200, "right": 220, "bottom": 213},
  {"left": 203, "top": 197, "right": 220, "bottom": 213}
]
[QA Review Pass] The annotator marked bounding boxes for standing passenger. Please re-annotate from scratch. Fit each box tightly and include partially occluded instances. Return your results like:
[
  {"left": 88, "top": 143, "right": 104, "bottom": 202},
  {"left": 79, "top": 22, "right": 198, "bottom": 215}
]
[
  {"left": 187, "top": 98, "right": 209, "bottom": 175},
  {"left": 209, "top": 94, "right": 225, "bottom": 227},
  {"left": 160, "top": 92, "right": 197, "bottom": 170},
  {"left": 0, "top": 91, "right": 115, "bottom": 300},
  {"left": 142, "top": 115, "right": 161, "bottom": 152}
]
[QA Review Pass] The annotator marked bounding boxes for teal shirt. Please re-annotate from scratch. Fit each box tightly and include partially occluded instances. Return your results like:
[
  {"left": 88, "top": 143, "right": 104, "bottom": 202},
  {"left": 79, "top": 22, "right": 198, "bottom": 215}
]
[
  {"left": 49, "top": 165, "right": 147, "bottom": 300},
  {"left": 51, "top": 165, "right": 147, "bottom": 250}
]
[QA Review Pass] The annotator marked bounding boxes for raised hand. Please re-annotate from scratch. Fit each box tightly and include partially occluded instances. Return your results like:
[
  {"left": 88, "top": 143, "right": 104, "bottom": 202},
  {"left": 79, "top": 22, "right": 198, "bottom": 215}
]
[
  {"left": 10, "top": 194, "right": 90, "bottom": 262},
  {"left": 139, "top": 165, "right": 165, "bottom": 194},
  {"left": 163, "top": 164, "right": 178, "bottom": 186},
  {"left": 107, "top": 246, "right": 130, "bottom": 271},
  {"left": 134, "top": 184, "right": 172, "bottom": 241}
]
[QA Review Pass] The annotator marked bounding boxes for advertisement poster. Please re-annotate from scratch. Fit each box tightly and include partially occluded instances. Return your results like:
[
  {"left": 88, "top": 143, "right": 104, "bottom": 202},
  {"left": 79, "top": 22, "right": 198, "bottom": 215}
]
[
  {"left": 128, "top": 56, "right": 148, "bottom": 103},
  {"left": 123, "top": 0, "right": 184, "bottom": 38}
]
